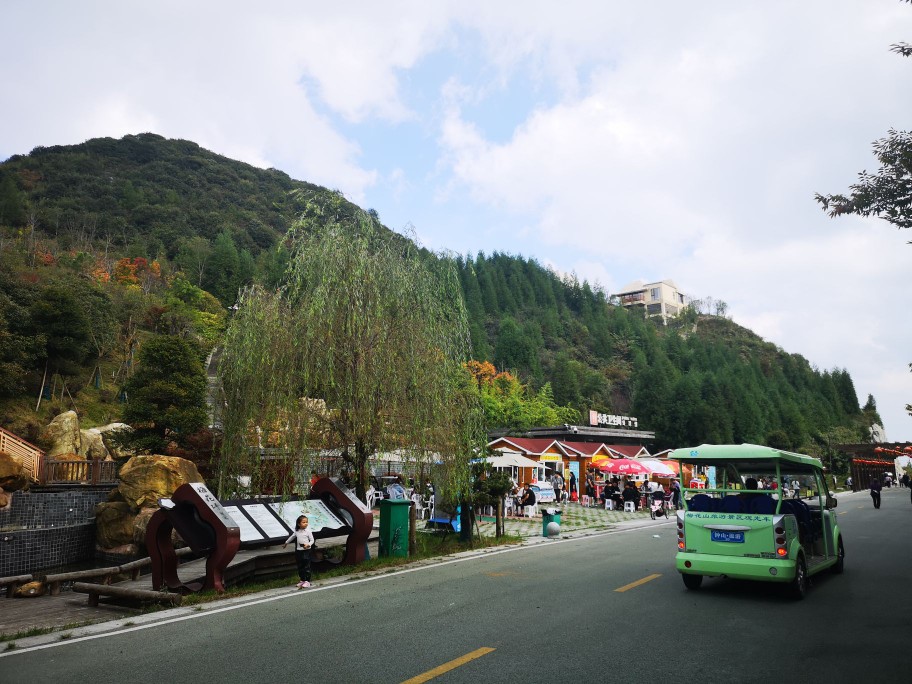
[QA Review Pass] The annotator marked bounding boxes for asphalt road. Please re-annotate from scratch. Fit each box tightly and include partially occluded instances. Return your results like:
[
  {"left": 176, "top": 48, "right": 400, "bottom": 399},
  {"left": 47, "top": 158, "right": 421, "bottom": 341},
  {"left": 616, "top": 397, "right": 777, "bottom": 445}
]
[{"left": 3, "top": 487, "right": 910, "bottom": 683}]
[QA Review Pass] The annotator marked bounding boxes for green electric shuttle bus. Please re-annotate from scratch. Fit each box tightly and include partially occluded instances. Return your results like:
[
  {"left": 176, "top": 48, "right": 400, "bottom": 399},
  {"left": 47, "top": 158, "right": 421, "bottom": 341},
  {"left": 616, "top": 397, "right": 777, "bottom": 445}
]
[{"left": 673, "top": 444, "right": 844, "bottom": 599}]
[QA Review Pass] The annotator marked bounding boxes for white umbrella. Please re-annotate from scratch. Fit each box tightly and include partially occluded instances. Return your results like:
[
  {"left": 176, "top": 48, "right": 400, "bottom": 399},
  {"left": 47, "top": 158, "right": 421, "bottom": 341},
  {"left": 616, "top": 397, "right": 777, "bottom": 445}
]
[{"left": 637, "top": 459, "right": 677, "bottom": 477}]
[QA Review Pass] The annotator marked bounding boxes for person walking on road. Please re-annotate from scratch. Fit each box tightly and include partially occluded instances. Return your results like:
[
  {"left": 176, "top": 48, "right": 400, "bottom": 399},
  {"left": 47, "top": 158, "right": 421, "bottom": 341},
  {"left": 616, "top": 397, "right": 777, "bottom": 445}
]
[
  {"left": 283, "top": 514, "right": 315, "bottom": 588},
  {"left": 870, "top": 477, "right": 882, "bottom": 509}
]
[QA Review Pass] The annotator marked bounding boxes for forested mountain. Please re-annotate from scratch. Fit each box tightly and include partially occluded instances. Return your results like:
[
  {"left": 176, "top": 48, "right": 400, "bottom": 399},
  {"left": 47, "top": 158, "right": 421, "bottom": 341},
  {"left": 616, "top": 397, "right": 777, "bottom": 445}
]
[
  {"left": 455, "top": 253, "right": 874, "bottom": 450},
  {"left": 0, "top": 134, "right": 878, "bottom": 458}
]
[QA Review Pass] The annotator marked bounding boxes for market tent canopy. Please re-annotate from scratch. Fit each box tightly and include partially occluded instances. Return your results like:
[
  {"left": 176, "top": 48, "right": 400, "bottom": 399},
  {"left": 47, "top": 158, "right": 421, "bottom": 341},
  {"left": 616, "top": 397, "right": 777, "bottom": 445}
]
[{"left": 661, "top": 459, "right": 694, "bottom": 481}]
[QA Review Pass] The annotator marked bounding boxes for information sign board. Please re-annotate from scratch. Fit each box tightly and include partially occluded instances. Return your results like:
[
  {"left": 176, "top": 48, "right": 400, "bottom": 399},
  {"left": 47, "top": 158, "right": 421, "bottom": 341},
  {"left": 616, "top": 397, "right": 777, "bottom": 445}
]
[
  {"left": 189, "top": 482, "right": 238, "bottom": 530},
  {"left": 242, "top": 503, "right": 291, "bottom": 538},
  {"left": 222, "top": 505, "right": 265, "bottom": 542}
]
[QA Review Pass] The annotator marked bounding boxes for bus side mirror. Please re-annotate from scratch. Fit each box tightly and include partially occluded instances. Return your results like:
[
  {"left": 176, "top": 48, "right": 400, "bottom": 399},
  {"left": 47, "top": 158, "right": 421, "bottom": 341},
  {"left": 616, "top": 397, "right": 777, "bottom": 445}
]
[{"left": 826, "top": 495, "right": 837, "bottom": 509}]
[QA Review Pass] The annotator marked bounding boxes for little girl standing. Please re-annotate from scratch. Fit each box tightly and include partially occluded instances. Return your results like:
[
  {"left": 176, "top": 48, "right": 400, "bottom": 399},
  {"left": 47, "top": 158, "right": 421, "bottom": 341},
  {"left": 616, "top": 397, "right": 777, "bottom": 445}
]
[{"left": 283, "top": 514, "right": 315, "bottom": 588}]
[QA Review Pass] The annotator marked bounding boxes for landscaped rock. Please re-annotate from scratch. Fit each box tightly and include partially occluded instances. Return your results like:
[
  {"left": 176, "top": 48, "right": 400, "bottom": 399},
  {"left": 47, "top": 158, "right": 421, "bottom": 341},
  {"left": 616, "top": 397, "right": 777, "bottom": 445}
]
[
  {"left": 132, "top": 507, "right": 159, "bottom": 545},
  {"left": 95, "top": 501, "right": 137, "bottom": 548},
  {"left": 43, "top": 410, "right": 81, "bottom": 457},
  {"left": 79, "top": 428, "right": 110, "bottom": 460},
  {"left": 0, "top": 488, "right": 11, "bottom": 509},
  {"left": 0, "top": 452, "right": 28, "bottom": 491},
  {"left": 117, "top": 455, "right": 203, "bottom": 509},
  {"left": 97, "top": 542, "right": 139, "bottom": 557},
  {"left": 97, "top": 423, "right": 133, "bottom": 460},
  {"left": 14, "top": 581, "right": 46, "bottom": 598}
]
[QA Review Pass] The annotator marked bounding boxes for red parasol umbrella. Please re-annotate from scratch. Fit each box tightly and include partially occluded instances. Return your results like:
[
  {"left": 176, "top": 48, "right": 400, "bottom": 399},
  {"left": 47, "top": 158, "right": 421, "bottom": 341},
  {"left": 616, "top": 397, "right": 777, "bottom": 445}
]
[{"left": 597, "top": 458, "right": 649, "bottom": 476}]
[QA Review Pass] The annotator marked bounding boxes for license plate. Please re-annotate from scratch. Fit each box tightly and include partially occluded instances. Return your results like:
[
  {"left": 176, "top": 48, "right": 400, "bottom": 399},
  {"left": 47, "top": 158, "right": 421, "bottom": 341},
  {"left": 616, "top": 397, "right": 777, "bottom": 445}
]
[{"left": 711, "top": 530, "right": 744, "bottom": 543}]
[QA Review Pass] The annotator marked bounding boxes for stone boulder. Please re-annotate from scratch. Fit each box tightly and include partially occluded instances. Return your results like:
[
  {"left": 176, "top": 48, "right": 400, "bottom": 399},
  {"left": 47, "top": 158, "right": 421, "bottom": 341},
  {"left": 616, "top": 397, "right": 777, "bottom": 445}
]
[
  {"left": 95, "top": 501, "right": 137, "bottom": 548},
  {"left": 132, "top": 507, "right": 160, "bottom": 546},
  {"left": 14, "top": 581, "right": 46, "bottom": 598},
  {"left": 97, "top": 422, "right": 133, "bottom": 460},
  {"left": 79, "top": 428, "right": 110, "bottom": 460},
  {"left": 0, "top": 488, "right": 12, "bottom": 509},
  {"left": 44, "top": 410, "right": 81, "bottom": 457},
  {"left": 117, "top": 455, "right": 203, "bottom": 509},
  {"left": 97, "top": 542, "right": 139, "bottom": 557},
  {"left": 0, "top": 452, "right": 28, "bottom": 492}
]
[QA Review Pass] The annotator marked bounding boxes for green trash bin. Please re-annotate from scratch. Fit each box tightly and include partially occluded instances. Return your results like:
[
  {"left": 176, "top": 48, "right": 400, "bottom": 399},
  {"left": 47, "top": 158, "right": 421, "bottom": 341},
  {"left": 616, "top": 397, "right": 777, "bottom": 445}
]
[
  {"left": 542, "top": 507, "right": 561, "bottom": 537},
  {"left": 379, "top": 499, "right": 412, "bottom": 557}
]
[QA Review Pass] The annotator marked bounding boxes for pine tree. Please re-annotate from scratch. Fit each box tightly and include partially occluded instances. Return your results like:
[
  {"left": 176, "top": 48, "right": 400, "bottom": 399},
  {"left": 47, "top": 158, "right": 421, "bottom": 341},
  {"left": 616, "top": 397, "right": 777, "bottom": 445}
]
[{"left": 119, "top": 335, "right": 208, "bottom": 453}]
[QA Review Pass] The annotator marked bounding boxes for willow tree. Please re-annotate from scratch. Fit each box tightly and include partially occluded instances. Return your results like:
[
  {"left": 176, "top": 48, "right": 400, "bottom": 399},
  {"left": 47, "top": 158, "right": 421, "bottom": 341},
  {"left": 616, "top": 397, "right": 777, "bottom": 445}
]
[{"left": 217, "top": 196, "right": 481, "bottom": 503}]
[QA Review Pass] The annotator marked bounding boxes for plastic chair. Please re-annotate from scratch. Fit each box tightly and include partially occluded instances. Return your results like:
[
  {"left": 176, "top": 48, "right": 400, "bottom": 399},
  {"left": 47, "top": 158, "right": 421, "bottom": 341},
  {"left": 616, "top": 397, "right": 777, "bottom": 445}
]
[
  {"left": 524, "top": 504, "right": 538, "bottom": 518},
  {"left": 411, "top": 494, "right": 425, "bottom": 519},
  {"left": 604, "top": 499, "right": 615, "bottom": 511},
  {"left": 580, "top": 495, "right": 590, "bottom": 507},
  {"left": 623, "top": 501, "right": 636, "bottom": 513}
]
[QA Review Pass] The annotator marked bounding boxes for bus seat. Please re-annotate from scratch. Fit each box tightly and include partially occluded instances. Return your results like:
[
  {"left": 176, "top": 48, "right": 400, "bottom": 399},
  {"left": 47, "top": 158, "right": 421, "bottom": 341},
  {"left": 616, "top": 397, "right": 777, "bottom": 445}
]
[
  {"left": 720, "top": 495, "right": 744, "bottom": 513},
  {"left": 688, "top": 494, "right": 712, "bottom": 512},
  {"left": 748, "top": 495, "right": 776, "bottom": 514}
]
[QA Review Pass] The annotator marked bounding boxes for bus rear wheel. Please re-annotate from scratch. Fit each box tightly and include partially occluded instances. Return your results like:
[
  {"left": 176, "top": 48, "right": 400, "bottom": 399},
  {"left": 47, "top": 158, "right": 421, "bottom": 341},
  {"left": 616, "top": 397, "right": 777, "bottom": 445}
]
[
  {"left": 831, "top": 537, "right": 845, "bottom": 574},
  {"left": 789, "top": 554, "right": 808, "bottom": 600},
  {"left": 682, "top": 573, "right": 703, "bottom": 590}
]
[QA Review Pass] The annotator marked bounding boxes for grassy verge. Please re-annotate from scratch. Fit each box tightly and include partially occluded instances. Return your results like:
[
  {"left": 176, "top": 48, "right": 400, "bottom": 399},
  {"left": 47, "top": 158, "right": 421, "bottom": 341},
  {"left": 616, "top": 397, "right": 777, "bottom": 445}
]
[
  {"left": 1, "top": 621, "right": 92, "bottom": 644},
  {"left": 178, "top": 531, "right": 522, "bottom": 607}
]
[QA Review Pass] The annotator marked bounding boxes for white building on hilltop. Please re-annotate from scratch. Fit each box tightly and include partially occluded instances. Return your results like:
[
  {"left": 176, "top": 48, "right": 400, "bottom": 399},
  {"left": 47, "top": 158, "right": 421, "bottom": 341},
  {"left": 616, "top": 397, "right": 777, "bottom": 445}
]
[{"left": 613, "top": 279, "right": 688, "bottom": 324}]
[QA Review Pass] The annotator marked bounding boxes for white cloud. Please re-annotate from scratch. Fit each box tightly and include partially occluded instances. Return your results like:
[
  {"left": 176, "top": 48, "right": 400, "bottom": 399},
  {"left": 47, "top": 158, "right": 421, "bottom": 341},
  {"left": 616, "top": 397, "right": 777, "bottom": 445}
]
[{"left": 3, "top": 0, "right": 912, "bottom": 439}]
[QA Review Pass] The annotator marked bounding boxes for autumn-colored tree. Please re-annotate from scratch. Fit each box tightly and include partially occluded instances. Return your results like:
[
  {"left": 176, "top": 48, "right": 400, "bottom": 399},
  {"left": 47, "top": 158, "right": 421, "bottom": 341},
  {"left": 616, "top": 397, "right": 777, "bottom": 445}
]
[{"left": 465, "top": 359, "right": 578, "bottom": 431}]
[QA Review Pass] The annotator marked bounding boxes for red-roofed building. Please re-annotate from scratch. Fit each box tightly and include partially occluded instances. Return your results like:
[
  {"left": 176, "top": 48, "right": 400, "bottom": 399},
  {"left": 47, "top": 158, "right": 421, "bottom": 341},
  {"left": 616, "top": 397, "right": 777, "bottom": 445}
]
[
  {"left": 604, "top": 445, "right": 650, "bottom": 459},
  {"left": 487, "top": 418, "right": 656, "bottom": 497}
]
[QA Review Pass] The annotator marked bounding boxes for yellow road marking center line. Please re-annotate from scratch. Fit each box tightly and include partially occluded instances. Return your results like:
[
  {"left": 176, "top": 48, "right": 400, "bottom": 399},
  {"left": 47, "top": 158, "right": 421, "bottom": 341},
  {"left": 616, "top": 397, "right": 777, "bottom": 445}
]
[
  {"left": 401, "top": 647, "right": 496, "bottom": 684},
  {"left": 615, "top": 573, "right": 662, "bottom": 593}
]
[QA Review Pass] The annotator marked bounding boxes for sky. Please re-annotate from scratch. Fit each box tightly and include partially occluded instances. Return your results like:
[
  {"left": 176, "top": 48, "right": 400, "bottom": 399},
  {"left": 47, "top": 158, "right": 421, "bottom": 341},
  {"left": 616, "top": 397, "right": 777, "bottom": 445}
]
[{"left": 2, "top": 1, "right": 911, "bottom": 441}]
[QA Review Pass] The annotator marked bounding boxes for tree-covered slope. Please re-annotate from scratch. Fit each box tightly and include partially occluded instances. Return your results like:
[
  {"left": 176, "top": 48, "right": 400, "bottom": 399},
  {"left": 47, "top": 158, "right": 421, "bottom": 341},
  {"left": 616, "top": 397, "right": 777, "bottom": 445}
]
[
  {"left": 455, "top": 252, "right": 877, "bottom": 450},
  {"left": 1, "top": 133, "right": 313, "bottom": 256}
]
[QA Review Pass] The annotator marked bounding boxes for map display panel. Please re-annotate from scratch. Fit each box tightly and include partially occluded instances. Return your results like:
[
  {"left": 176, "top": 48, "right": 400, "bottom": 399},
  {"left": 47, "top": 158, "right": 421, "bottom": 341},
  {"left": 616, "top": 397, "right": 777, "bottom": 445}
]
[{"left": 270, "top": 499, "right": 346, "bottom": 534}]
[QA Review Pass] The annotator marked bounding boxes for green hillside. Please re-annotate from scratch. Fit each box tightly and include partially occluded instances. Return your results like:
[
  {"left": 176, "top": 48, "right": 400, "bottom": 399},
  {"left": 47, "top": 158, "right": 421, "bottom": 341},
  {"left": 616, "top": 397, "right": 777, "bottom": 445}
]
[{"left": 0, "top": 134, "right": 878, "bottom": 463}]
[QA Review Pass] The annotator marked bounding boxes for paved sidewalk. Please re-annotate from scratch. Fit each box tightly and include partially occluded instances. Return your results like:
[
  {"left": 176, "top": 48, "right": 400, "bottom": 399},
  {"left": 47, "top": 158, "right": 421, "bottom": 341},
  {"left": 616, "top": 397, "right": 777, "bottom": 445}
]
[{"left": 0, "top": 501, "right": 657, "bottom": 642}]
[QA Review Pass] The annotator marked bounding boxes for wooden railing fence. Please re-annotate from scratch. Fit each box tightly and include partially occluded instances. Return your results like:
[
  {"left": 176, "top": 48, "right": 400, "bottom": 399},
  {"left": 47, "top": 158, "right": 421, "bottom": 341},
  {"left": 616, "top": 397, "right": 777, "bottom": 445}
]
[
  {"left": 0, "top": 426, "right": 118, "bottom": 485},
  {"left": 0, "top": 426, "right": 45, "bottom": 483}
]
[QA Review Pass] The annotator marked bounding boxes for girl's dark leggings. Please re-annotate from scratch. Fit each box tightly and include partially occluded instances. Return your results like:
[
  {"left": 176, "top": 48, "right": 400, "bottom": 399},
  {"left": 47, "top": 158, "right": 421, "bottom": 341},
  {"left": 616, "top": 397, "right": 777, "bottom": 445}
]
[{"left": 295, "top": 549, "right": 312, "bottom": 581}]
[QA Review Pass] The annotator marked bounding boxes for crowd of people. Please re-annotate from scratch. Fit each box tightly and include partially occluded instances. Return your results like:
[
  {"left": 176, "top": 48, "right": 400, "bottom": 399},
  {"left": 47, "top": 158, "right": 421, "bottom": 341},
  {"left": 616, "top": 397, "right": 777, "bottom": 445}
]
[{"left": 504, "top": 471, "right": 682, "bottom": 516}]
